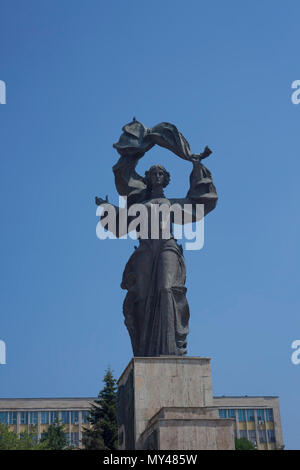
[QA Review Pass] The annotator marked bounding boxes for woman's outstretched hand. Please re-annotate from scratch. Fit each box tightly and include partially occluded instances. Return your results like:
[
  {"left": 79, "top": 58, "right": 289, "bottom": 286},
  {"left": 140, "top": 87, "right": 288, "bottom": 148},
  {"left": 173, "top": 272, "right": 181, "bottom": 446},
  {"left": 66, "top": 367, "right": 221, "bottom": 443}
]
[
  {"left": 191, "top": 145, "right": 212, "bottom": 163},
  {"left": 95, "top": 195, "right": 109, "bottom": 206}
]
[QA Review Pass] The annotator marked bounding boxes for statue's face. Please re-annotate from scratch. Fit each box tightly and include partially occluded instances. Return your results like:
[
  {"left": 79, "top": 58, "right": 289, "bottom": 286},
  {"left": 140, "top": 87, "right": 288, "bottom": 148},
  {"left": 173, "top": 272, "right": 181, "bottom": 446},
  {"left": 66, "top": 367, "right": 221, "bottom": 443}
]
[{"left": 150, "top": 167, "right": 165, "bottom": 188}]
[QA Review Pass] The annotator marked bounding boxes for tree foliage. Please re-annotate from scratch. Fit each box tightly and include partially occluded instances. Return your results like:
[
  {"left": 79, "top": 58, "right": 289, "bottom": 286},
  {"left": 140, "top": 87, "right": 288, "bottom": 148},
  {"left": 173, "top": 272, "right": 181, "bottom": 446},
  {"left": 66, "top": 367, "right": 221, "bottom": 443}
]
[
  {"left": 0, "top": 423, "right": 43, "bottom": 450},
  {"left": 39, "top": 419, "right": 69, "bottom": 450},
  {"left": 0, "top": 420, "right": 70, "bottom": 450},
  {"left": 235, "top": 437, "right": 256, "bottom": 450},
  {"left": 82, "top": 367, "right": 118, "bottom": 450}
]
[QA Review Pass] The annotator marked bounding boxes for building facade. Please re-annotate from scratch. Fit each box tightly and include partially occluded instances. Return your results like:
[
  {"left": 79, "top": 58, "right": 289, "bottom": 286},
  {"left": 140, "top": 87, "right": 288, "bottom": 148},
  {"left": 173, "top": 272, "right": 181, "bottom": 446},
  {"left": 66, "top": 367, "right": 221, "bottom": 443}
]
[
  {"left": 0, "top": 397, "right": 95, "bottom": 448},
  {"left": 213, "top": 396, "right": 284, "bottom": 450},
  {"left": 0, "top": 395, "right": 284, "bottom": 450}
]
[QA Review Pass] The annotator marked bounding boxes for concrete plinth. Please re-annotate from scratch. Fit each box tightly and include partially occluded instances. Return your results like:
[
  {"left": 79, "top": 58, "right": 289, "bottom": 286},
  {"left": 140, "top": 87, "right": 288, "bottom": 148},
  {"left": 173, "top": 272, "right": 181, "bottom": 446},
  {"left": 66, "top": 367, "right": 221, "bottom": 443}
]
[{"left": 117, "top": 357, "right": 234, "bottom": 450}]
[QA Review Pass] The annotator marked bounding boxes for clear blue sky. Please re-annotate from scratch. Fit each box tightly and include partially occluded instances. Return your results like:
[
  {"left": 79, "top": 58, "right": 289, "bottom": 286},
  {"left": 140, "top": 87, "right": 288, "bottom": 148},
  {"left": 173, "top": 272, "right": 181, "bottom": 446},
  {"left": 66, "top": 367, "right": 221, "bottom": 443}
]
[{"left": 1, "top": 0, "right": 299, "bottom": 449}]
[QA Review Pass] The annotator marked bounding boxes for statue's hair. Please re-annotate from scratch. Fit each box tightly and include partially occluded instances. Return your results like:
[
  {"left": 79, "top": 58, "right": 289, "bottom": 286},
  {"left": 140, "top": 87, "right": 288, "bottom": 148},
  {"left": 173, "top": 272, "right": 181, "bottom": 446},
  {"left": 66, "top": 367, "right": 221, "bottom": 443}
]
[{"left": 144, "top": 165, "right": 171, "bottom": 190}]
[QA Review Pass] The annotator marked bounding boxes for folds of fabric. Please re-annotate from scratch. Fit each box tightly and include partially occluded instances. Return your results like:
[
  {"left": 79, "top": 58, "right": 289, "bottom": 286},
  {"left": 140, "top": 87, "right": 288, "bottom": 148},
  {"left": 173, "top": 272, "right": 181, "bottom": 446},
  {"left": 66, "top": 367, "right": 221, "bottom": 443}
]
[
  {"left": 122, "top": 239, "right": 189, "bottom": 357},
  {"left": 113, "top": 119, "right": 194, "bottom": 162}
]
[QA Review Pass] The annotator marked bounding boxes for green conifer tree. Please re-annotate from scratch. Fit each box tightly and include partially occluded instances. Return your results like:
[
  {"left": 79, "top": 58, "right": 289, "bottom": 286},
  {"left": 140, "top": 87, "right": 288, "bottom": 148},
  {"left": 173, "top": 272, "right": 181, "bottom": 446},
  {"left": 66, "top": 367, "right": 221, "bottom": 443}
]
[
  {"left": 82, "top": 367, "right": 118, "bottom": 450},
  {"left": 235, "top": 437, "right": 256, "bottom": 450},
  {"left": 39, "top": 419, "right": 68, "bottom": 450}
]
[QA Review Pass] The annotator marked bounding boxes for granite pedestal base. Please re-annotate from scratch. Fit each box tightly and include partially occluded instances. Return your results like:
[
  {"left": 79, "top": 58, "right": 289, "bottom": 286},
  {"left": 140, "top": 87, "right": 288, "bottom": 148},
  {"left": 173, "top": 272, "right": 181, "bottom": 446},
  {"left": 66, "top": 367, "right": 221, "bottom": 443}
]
[{"left": 117, "top": 357, "right": 234, "bottom": 450}]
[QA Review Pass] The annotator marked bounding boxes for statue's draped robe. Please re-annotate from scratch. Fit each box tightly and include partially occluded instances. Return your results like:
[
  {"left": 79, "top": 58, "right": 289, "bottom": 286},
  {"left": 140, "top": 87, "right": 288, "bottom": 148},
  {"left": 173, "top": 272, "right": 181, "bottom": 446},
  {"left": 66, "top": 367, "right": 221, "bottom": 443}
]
[{"left": 110, "top": 121, "right": 218, "bottom": 356}]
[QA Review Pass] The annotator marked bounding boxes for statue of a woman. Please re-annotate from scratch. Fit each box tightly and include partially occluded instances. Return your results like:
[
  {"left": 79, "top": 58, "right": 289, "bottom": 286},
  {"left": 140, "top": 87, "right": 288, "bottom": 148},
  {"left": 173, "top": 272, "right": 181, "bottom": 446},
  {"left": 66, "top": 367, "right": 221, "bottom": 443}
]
[{"left": 96, "top": 119, "right": 218, "bottom": 357}]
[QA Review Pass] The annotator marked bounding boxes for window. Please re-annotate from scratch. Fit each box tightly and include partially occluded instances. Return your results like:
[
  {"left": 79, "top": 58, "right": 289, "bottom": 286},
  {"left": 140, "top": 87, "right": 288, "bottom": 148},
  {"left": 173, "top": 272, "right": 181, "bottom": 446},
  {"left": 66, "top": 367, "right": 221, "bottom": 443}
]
[
  {"left": 239, "top": 430, "right": 247, "bottom": 439},
  {"left": 61, "top": 411, "right": 69, "bottom": 424},
  {"left": 267, "top": 429, "right": 276, "bottom": 443},
  {"left": 0, "top": 412, "right": 8, "bottom": 424},
  {"left": 256, "top": 409, "right": 265, "bottom": 422},
  {"left": 248, "top": 430, "right": 257, "bottom": 446},
  {"left": 70, "top": 432, "right": 79, "bottom": 447},
  {"left": 29, "top": 412, "right": 38, "bottom": 425},
  {"left": 20, "top": 412, "right": 28, "bottom": 424},
  {"left": 71, "top": 411, "right": 79, "bottom": 424},
  {"left": 50, "top": 411, "right": 58, "bottom": 423},
  {"left": 41, "top": 411, "right": 49, "bottom": 424},
  {"left": 246, "top": 409, "right": 254, "bottom": 421},
  {"left": 238, "top": 409, "right": 246, "bottom": 422},
  {"left": 8, "top": 412, "right": 17, "bottom": 425},
  {"left": 227, "top": 409, "right": 236, "bottom": 419},
  {"left": 64, "top": 433, "right": 70, "bottom": 444},
  {"left": 266, "top": 409, "right": 274, "bottom": 422},
  {"left": 81, "top": 411, "right": 90, "bottom": 424},
  {"left": 259, "top": 429, "right": 267, "bottom": 443},
  {"left": 219, "top": 409, "right": 227, "bottom": 418}
]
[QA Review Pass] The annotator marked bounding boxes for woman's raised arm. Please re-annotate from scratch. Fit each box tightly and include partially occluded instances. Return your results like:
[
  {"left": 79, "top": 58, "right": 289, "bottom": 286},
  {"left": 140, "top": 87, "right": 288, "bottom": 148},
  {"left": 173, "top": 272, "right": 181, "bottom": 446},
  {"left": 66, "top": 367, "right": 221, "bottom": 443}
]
[
  {"left": 170, "top": 158, "right": 218, "bottom": 224},
  {"left": 113, "top": 155, "right": 147, "bottom": 206}
]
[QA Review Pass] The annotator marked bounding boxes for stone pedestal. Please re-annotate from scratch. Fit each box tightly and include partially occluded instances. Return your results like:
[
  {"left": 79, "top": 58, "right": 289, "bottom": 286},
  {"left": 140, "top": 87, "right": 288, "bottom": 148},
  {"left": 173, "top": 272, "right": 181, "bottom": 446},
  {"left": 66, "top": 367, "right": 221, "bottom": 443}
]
[{"left": 117, "top": 357, "right": 234, "bottom": 450}]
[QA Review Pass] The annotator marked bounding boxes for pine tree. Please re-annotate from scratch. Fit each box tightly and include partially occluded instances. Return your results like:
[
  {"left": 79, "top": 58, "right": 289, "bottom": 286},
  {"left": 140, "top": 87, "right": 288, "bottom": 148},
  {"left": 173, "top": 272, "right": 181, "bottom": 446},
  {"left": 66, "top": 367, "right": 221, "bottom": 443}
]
[
  {"left": 39, "top": 419, "right": 68, "bottom": 450},
  {"left": 235, "top": 437, "right": 256, "bottom": 450},
  {"left": 82, "top": 367, "right": 118, "bottom": 450}
]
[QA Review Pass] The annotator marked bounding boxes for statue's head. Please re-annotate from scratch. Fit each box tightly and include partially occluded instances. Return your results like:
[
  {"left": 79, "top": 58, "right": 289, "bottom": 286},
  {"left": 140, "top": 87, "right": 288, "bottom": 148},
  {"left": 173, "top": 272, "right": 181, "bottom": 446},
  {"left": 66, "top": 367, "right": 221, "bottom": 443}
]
[{"left": 144, "top": 165, "right": 171, "bottom": 190}]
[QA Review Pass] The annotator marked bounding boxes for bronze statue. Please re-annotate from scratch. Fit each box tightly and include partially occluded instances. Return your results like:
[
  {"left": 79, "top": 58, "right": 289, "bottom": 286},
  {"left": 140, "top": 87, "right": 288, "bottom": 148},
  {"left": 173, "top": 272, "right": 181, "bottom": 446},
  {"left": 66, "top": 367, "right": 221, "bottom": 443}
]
[{"left": 96, "top": 119, "right": 218, "bottom": 356}]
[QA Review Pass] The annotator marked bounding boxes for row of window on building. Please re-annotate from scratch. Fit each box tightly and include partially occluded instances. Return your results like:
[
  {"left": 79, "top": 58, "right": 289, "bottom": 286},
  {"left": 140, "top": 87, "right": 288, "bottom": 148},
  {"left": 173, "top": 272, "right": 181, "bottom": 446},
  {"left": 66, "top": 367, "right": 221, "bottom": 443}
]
[
  {"left": 38, "top": 431, "right": 80, "bottom": 447},
  {"left": 0, "top": 410, "right": 90, "bottom": 425},
  {"left": 236, "top": 429, "right": 276, "bottom": 445},
  {"left": 218, "top": 408, "right": 274, "bottom": 422}
]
